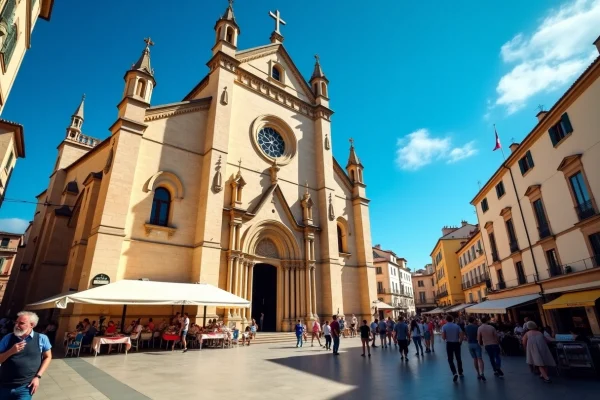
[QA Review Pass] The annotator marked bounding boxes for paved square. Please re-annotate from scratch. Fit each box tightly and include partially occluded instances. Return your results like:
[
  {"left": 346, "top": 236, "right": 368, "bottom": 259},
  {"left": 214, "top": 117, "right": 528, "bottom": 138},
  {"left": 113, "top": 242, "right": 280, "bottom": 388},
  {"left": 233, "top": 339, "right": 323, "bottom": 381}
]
[{"left": 34, "top": 336, "right": 599, "bottom": 400}]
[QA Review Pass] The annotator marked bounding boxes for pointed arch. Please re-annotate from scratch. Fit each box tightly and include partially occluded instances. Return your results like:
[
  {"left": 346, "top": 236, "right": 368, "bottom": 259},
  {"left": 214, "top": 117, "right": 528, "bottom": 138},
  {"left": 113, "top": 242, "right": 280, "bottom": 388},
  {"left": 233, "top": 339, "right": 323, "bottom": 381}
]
[
  {"left": 242, "top": 220, "right": 301, "bottom": 260},
  {"left": 336, "top": 217, "right": 349, "bottom": 253},
  {"left": 143, "top": 171, "right": 185, "bottom": 200}
]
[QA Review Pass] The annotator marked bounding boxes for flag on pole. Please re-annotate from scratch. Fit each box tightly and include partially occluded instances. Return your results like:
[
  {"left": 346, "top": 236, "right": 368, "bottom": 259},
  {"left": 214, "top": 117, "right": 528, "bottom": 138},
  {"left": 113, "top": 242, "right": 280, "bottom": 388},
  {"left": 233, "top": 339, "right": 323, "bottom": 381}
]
[{"left": 493, "top": 125, "right": 502, "bottom": 151}]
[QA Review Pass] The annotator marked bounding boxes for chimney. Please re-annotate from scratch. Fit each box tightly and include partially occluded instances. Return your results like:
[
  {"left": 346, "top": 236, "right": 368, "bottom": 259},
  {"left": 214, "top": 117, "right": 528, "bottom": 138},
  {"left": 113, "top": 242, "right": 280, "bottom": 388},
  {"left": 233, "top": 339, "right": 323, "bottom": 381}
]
[
  {"left": 374, "top": 244, "right": 381, "bottom": 249},
  {"left": 461, "top": 220, "right": 468, "bottom": 227},
  {"left": 595, "top": 35, "right": 600, "bottom": 54},
  {"left": 536, "top": 110, "right": 548, "bottom": 122},
  {"left": 509, "top": 142, "right": 520, "bottom": 153},
  {"left": 442, "top": 226, "right": 457, "bottom": 236}
]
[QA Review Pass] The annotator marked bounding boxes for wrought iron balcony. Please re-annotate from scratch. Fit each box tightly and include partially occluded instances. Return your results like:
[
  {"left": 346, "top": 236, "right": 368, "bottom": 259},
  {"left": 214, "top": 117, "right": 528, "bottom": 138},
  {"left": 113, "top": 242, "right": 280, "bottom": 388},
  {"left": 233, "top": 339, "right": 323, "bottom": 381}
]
[
  {"left": 496, "top": 281, "right": 506, "bottom": 290},
  {"left": 435, "top": 290, "right": 448, "bottom": 300},
  {"left": 533, "top": 255, "right": 600, "bottom": 282},
  {"left": 509, "top": 240, "right": 519, "bottom": 253},
  {"left": 538, "top": 224, "right": 551, "bottom": 239},
  {"left": 575, "top": 199, "right": 597, "bottom": 221}
]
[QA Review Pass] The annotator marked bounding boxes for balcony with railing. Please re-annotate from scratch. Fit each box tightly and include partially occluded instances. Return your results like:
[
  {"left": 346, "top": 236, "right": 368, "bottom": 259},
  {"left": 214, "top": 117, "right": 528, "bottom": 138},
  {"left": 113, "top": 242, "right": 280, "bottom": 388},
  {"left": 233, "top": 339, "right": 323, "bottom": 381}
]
[
  {"left": 492, "top": 273, "right": 538, "bottom": 292},
  {"left": 575, "top": 199, "right": 597, "bottom": 221},
  {"left": 415, "top": 297, "right": 436, "bottom": 306},
  {"left": 435, "top": 290, "right": 448, "bottom": 300},
  {"left": 540, "top": 255, "right": 599, "bottom": 282},
  {"left": 0, "top": 245, "right": 17, "bottom": 252},
  {"left": 377, "top": 287, "right": 412, "bottom": 297},
  {"left": 461, "top": 272, "right": 489, "bottom": 290}
]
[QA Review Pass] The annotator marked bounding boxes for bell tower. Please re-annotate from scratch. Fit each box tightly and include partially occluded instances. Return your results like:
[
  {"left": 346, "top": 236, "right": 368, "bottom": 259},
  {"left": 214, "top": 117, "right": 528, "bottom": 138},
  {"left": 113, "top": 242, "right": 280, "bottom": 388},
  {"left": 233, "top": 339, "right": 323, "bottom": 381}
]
[
  {"left": 213, "top": 0, "right": 240, "bottom": 56},
  {"left": 310, "top": 55, "right": 329, "bottom": 107},
  {"left": 346, "top": 138, "right": 364, "bottom": 184},
  {"left": 65, "top": 94, "right": 85, "bottom": 141},
  {"left": 120, "top": 37, "right": 155, "bottom": 121}
]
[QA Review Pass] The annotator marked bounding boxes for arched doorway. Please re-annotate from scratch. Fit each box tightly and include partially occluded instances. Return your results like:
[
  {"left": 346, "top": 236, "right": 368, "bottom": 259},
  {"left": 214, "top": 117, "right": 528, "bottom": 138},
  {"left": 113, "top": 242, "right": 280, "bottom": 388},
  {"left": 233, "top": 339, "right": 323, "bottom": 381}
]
[{"left": 251, "top": 263, "right": 277, "bottom": 332}]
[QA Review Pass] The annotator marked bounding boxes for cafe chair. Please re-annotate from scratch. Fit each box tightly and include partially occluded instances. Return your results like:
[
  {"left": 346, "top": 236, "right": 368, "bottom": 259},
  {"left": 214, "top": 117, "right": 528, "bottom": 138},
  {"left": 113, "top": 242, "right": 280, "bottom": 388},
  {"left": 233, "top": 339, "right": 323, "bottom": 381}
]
[
  {"left": 66, "top": 333, "right": 84, "bottom": 357},
  {"left": 140, "top": 332, "right": 153, "bottom": 349},
  {"left": 130, "top": 332, "right": 140, "bottom": 352}
]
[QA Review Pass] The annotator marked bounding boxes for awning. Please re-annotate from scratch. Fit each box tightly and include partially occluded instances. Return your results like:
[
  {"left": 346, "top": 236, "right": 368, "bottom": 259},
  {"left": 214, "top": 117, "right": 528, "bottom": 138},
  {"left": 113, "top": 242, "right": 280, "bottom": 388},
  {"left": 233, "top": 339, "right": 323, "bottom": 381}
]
[
  {"left": 374, "top": 300, "right": 394, "bottom": 310},
  {"left": 466, "top": 294, "right": 540, "bottom": 314},
  {"left": 543, "top": 289, "right": 600, "bottom": 310},
  {"left": 422, "top": 307, "right": 445, "bottom": 315},
  {"left": 446, "top": 303, "right": 474, "bottom": 312},
  {"left": 26, "top": 280, "right": 251, "bottom": 310}
]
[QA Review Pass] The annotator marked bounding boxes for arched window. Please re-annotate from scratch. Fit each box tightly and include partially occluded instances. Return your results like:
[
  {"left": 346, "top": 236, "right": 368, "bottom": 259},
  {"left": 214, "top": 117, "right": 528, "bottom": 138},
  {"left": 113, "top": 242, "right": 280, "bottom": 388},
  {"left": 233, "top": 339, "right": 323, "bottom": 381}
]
[
  {"left": 337, "top": 225, "right": 344, "bottom": 253},
  {"left": 313, "top": 83, "right": 318, "bottom": 95},
  {"left": 226, "top": 27, "right": 233, "bottom": 43},
  {"left": 216, "top": 27, "right": 222, "bottom": 42},
  {"left": 0, "top": 258, "right": 5, "bottom": 274},
  {"left": 150, "top": 187, "right": 170, "bottom": 226},
  {"left": 321, "top": 82, "right": 328, "bottom": 97},
  {"left": 350, "top": 170, "right": 355, "bottom": 182},
  {"left": 272, "top": 66, "right": 281, "bottom": 81},
  {"left": 136, "top": 80, "right": 146, "bottom": 98}
]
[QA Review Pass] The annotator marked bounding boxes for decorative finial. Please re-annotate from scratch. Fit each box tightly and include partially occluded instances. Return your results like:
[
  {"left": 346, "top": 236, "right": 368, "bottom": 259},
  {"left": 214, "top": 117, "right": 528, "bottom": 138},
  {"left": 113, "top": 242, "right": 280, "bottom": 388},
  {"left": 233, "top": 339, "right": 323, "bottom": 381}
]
[
  {"left": 144, "top": 37, "right": 155, "bottom": 50},
  {"left": 229, "top": 0, "right": 234, "bottom": 6},
  {"left": 537, "top": 104, "right": 545, "bottom": 113},
  {"left": 314, "top": 54, "right": 320, "bottom": 63},
  {"left": 238, "top": 158, "right": 242, "bottom": 171},
  {"left": 82, "top": 93, "right": 86, "bottom": 101},
  {"left": 349, "top": 137, "right": 354, "bottom": 147},
  {"left": 305, "top": 181, "right": 309, "bottom": 194}
]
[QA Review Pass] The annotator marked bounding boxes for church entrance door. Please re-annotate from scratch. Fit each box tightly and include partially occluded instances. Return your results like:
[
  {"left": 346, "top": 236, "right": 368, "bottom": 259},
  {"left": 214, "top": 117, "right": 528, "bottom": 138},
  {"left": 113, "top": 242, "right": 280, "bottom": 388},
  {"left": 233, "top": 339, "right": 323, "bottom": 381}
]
[{"left": 251, "top": 263, "right": 277, "bottom": 332}]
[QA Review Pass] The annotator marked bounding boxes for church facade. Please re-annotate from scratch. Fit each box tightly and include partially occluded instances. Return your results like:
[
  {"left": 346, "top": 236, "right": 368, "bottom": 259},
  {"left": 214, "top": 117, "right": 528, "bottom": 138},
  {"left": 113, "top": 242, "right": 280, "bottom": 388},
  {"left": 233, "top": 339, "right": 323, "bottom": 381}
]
[{"left": 2, "top": 3, "right": 378, "bottom": 333}]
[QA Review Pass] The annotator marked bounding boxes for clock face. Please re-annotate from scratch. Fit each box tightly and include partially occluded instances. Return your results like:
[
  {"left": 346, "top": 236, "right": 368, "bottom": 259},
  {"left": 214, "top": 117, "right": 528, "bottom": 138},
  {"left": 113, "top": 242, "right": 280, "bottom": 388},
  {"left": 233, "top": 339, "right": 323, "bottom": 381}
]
[{"left": 257, "top": 127, "right": 285, "bottom": 158}]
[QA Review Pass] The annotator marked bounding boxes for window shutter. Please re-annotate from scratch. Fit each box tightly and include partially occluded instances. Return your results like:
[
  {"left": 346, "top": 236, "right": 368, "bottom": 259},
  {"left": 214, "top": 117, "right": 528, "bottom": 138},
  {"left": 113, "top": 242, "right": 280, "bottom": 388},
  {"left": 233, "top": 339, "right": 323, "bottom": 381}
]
[
  {"left": 526, "top": 151, "right": 534, "bottom": 168},
  {"left": 518, "top": 158, "right": 525, "bottom": 175},
  {"left": 561, "top": 113, "right": 573, "bottom": 134},
  {"left": 548, "top": 126, "right": 559, "bottom": 146}
]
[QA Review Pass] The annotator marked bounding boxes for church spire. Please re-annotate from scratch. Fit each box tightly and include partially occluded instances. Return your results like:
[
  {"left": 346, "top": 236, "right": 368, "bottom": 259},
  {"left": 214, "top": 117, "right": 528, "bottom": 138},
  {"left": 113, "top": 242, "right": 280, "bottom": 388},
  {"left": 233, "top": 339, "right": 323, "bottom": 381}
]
[
  {"left": 214, "top": 0, "right": 240, "bottom": 55},
  {"left": 73, "top": 94, "right": 85, "bottom": 120},
  {"left": 346, "top": 138, "right": 364, "bottom": 184},
  {"left": 131, "top": 37, "right": 154, "bottom": 76},
  {"left": 66, "top": 94, "right": 85, "bottom": 139},
  {"left": 310, "top": 55, "right": 329, "bottom": 100}
]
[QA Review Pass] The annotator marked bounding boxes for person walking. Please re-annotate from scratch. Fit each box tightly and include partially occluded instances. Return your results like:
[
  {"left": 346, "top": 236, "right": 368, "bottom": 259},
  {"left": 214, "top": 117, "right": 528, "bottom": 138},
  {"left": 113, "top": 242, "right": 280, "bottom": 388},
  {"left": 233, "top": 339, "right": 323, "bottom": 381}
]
[
  {"left": 330, "top": 315, "right": 341, "bottom": 355},
  {"left": 0, "top": 311, "right": 52, "bottom": 398},
  {"left": 370, "top": 319, "right": 379, "bottom": 348},
  {"left": 422, "top": 318, "right": 432, "bottom": 353},
  {"left": 378, "top": 318, "right": 388, "bottom": 348},
  {"left": 393, "top": 316, "right": 410, "bottom": 361},
  {"left": 442, "top": 315, "right": 464, "bottom": 382},
  {"left": 522, "top": 321, "right": 555, "bottom": 383},
  {"left": 311, "top": 319, "right": 322, "bottom": 347},
  {"left": 359, "top": 320, "right": 372, "bottom": 357},
  {"left": 181, "top": 312, "right": 190, "bottom": 353},
  {"left": 351, "top": 314, "right": 358, "bottom": 337},
  {"left": 386, "top": 317, "right": 395, "bottom": 348},
  {"left": 465, "top": 317, "right": 486, "bottom": 381},
  {"left": 295, "top": 320, "right": 304, "bottom": 348},
  {"left": 477, "top": 316, "right": 504, "bottom": 377},
  {"left": 410, "top": 319, "right": 424, "bottom": 356},
  {"left": 428, "top": 318, "right": 436, "bottom": 352},
  {"left": 323, "top": 321, "right": 332, "bottom": 350}
]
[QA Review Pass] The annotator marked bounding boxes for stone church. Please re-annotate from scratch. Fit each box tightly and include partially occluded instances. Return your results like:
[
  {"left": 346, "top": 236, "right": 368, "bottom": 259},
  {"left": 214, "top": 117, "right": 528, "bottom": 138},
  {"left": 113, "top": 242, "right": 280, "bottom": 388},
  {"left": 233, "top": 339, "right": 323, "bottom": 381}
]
[{"left": 3, "top": 2, "right": 377, "bottom": 332}]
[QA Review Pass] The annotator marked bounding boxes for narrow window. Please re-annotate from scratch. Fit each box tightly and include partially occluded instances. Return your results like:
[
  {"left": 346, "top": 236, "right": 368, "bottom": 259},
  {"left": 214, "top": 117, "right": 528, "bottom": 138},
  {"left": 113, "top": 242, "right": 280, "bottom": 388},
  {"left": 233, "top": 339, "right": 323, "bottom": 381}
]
[
  {"left": 272, "top": 66, "right": 281, "bottom": 81},
  {"left": 548, "top": 113, "right": 573, "bottom": 146},
  {"left": 481, "top": 198, "right": 489, "bottom": 213},
  {"left": 546, "top": 249, "right": 562, "bottom": 277},
  {"left": 506, "top": 219, "right": 518, "bottom": 252},
  {"left": 515, "top": 261, "right": 526, "bottom": 284},
  {"left": 569, "top": 172, "right": 594, "bottom": 221},
  {"left": 337, "top": 224, "right": 344, "bottom": 253},
  {"left": 321, "top": 82, "right": 328, "bottom": 97},
  {"left": 495, "top": 181, "right": 505, "bottom": 198},
  {"left": 226, "top": 27, "right": 233, "bottom": 43},
  {"left": 533, "top": 199, "right": 550, "bottom": 238},
  {"left": 136, "top": 80, "right": 146, "bottom": 98},
  {"left": 150, "top": 187, "right": 171, "bottom": 226},
  {"left": 518, "top": 150, "right": 535, "bottom": 175},
  {"left": 0, "top": 238, "right": 9, "bottom": 247}
]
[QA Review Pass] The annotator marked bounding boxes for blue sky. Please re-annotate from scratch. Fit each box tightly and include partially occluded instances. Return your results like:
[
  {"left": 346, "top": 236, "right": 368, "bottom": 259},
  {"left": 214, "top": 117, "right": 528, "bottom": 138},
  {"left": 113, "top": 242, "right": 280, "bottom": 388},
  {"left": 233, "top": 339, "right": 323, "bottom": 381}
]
[{"left": 1, "top": 0, "right": 598, "bottom": 270}]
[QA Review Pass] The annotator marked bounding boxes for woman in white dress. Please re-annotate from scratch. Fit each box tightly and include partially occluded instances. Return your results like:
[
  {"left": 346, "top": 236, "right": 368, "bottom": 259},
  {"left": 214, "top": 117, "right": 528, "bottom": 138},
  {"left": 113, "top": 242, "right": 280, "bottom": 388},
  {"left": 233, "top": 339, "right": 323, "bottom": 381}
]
[{"left": 522, "top": 321, "right": 556, "bottom": 383}]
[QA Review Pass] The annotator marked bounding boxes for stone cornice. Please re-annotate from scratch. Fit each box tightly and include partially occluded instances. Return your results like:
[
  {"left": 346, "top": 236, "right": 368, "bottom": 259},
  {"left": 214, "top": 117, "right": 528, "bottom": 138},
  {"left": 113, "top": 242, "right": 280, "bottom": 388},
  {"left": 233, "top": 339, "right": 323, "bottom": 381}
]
[
  {"left": 144, "top": 98, "right": 212, "bottom": 122},
  {"left": 206, "top": 51, "right": 241, "bottom": 74}
]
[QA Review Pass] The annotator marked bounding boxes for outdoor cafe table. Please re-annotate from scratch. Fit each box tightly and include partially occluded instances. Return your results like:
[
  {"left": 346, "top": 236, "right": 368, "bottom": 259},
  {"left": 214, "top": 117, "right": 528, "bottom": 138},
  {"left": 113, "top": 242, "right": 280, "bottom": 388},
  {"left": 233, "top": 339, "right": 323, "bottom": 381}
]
[
  {"left": 199, "top": 333, "right": 226, "bottom": 350},
  {"left": 161, "top": 333, "right": 180, "bottom": 349},
  {"left": 92, "top": 335, "right": 132, "bottom": 356}
]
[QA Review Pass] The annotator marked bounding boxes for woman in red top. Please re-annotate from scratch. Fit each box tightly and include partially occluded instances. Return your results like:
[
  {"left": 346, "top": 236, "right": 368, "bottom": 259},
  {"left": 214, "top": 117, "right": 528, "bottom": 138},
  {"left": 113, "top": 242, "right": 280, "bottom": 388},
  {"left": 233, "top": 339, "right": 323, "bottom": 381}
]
[
  {"left": 427, "top": 319, "right": 435, "bottom": 352},
  {"left": 105, "top": 320, "right": 117, "bottom": 335}
]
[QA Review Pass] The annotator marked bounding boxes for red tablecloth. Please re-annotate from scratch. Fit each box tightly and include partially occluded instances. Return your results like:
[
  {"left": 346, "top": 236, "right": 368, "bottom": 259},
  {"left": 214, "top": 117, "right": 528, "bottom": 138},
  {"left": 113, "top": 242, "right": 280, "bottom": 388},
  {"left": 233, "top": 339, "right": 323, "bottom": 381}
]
[{"left": 162, "top": 333, "right": 180, "bottom": 341}]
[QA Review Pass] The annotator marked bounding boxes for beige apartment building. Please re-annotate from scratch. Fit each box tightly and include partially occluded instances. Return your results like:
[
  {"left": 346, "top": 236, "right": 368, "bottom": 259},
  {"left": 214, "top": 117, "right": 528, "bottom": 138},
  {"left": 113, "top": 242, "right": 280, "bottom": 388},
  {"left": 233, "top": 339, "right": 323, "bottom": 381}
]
[
  {"left": 0, "top": 0, "right": 53, "bottom": 113},
  {"left": 412, "top": 265, "right": 436, "bottom": 314},
  {"left": 0, "top": 118, "right": 23, "bottom": 205},
  {"left": 0, "top": 231, "right": 21, "bottom": 304},
  {"left": 373, "top": 245, "right": 415, "bottom": 317},
  {"left": 470, "top": 37, "right": 600, "bottom": 334},
  {"left": 1, "top": 3, "right": 378, "bottom": 336},
  {"left": 457, "top": 227, "right": 489, "bottom": 304}
]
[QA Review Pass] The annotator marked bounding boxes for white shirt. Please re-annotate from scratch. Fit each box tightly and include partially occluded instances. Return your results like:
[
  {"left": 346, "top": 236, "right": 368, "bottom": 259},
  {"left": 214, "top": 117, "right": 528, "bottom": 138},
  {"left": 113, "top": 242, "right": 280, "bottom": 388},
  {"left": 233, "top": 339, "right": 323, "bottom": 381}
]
[
  {"left": 323, "top": 325, "right": 331, "bottom": 335},
  {"left": 183, "top": 317, "right": 190, "bottom": 331}
]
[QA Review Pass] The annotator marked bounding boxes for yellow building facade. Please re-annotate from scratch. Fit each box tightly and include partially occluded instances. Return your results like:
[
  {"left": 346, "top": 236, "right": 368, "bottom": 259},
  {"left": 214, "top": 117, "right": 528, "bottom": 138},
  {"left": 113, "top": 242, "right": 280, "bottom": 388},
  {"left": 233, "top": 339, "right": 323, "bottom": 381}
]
[
  {"left": 470, "top": 38, "right": 600, "bottom": 334},
  {"left": 0, "top": 0, "right": 53, "bottom": 113},
  {"left": 457, "top": 228, "right": 488, "bottom": 304},
  {"left": 1, "top": 3, "right": 378, "bottom": 336},
  {"left": 430, "top": 222, "right": 476, "bottom": 307}
]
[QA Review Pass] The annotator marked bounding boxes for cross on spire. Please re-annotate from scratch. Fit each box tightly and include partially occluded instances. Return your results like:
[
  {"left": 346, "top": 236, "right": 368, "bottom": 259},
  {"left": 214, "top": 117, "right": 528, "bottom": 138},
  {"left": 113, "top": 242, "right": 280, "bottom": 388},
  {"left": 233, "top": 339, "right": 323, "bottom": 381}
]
[
  {"left": 269, "top": 9, "right": 286, "bottom": 34},
  {"left": 314, "top": 54, "right": 320, "bottom": 63},
  {"left": 144, "top": 37, "right": 154, "bottom": 49},
  {"left": 349, "top": 138, "right": 354, "bottom": 147},
  {"left": 228, "top": 0, "right": 234, "bottom": 6}
]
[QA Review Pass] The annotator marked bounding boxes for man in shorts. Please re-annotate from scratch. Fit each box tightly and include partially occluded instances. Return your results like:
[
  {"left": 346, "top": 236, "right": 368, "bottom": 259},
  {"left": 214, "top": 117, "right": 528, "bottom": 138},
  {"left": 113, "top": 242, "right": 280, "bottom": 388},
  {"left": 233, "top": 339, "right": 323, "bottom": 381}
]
[
  {"left": 359, "top": 320, "right": 372, "bottom": 357},
  {"left": 465, "top": 317, "right": 485, "bottom": 380},
  {"left": 394, "top": 316, "right": 410, "bottom": 361},
  {"left": 181, "top": 312, "right": 190, "bottom": 353},
  {"left": 386, "top": 317, "right": 395, "bottom": 347}
]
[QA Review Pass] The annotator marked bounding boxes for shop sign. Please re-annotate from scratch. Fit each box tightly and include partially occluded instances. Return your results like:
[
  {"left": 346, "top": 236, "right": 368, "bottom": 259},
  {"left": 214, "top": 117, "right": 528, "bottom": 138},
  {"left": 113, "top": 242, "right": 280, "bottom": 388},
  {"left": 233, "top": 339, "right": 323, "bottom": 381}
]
[{"left": 92, "top": 273, "right": 110, "bottom": 286}]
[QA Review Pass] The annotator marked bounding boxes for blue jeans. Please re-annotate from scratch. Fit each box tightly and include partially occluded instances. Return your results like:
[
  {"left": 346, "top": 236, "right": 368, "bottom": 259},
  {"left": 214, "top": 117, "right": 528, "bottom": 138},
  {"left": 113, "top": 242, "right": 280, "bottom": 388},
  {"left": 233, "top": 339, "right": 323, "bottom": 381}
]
[
  {"left": 0, "top": 384, "right": 33, "bottom": 400},
  {"left": 296, "top": 334, "right": 303, "bottom": 347},
  {"left": 333, "top": 336, "right": 340, "bottom": 353},
  {"left": 485, "top": 344, "right": 502, "bottom": 371}
]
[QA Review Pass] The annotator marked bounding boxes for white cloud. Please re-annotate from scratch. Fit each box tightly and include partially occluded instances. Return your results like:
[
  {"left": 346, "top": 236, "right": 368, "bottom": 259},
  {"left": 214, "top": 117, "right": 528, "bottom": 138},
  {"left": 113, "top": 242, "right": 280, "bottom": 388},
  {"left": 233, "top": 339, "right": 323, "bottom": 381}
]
[
  {"left": 396, "top": 129, "right": 478, "bottom": 171},
  {"left": 495, "top": 0, "right": 600, "bottom": 113},
  {"left": 0, "top": 218, "right": 29, "bottom": 234}
]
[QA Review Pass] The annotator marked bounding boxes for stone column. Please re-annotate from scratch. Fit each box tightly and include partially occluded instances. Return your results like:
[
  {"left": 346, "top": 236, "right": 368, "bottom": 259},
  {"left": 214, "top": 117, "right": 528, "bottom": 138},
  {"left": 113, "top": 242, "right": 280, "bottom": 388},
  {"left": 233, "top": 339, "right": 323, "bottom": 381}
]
[
  {"left": 277, "top": 265, "right": 284, "bottom": 331},
  {"left": 241, "top": 260, "right": 248, "bottom": 323},
  {"left": 247, "top": 262, "right": 255, "bottom": 322},
  {"left": 226, "top": 255, "right": 235, "bottom": 317},
  {"left": 305, "top": 265, "right": 312, "bottom": 318},
  {"left": 295, "top": 263, "right": 301, "bottom": 320},
  {"left": 284, "top": 265, "right": 290, "bottom": 322},
  {"left": 290, "top": 265, "right": 296, "bottom": 320},
  {"left": 310, "top": 265, "right": 317, "bottom": 317}
]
